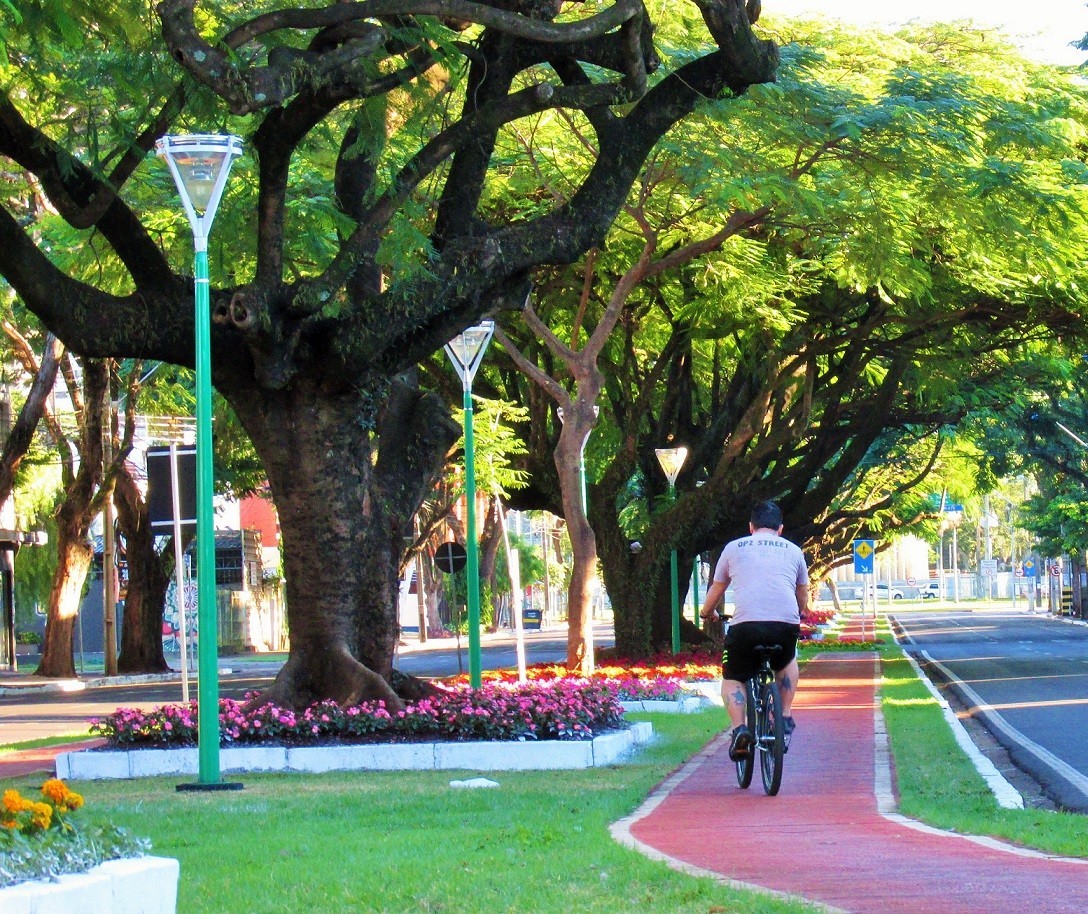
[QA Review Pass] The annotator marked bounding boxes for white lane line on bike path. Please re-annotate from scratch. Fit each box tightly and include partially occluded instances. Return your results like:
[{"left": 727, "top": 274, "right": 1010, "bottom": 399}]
[{"left": 609, "top": 729, "right": 848, "bottom": 914}]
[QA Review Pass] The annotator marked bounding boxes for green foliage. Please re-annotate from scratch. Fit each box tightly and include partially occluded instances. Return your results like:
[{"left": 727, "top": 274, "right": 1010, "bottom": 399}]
[{"left": 452, "top": 396, "right": 529, "bottom": 499}]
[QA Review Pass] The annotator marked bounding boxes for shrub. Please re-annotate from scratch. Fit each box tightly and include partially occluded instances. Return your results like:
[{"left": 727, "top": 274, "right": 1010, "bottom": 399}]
[{"left": 0, "top": 780, "right": 150, "bottom": 889}]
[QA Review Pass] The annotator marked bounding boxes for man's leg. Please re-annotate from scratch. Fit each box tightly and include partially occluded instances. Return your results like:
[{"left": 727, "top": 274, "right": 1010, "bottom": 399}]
[
  {"left": 776, "top": 658, "right": 799, "bottom": 717},
  {"left": 722, "top": 678, "right": 747, "bottom": 729}
]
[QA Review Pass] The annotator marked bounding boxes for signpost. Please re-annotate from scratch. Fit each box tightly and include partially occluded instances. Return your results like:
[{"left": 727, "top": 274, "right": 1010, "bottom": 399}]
[
  {"left": 853, "top": 539, "right": 876, "bottom": 637},
  {"left": 433, "top": 542, "right": 469, "bottom": 675}
]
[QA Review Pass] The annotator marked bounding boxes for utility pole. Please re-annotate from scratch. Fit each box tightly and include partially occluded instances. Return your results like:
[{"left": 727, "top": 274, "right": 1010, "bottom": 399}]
[{"left": 102, "top": 381, "right": 118, "bottom": 676}]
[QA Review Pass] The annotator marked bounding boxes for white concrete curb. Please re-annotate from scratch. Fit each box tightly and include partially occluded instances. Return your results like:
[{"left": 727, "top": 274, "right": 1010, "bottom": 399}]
[
  {"left": 0, "top": 670, "right": 233, "bottom": 698},
  {"left": 620, "top": 694, "right": 711, "bottom": 713},
  {"left": 0, "top": 856, "right": 179, "bottom": 914},
  {"left": 56, "top": 723, "right": 654, "bottom": 780}
]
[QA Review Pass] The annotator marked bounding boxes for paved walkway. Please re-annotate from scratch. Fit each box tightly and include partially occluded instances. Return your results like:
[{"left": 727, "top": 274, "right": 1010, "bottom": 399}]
[
  {"left": 615, "top": 652, "right": 1088, "bottom": 913},
  {"left": 0, "top": 739, "right": 105, "bottom": 780}
]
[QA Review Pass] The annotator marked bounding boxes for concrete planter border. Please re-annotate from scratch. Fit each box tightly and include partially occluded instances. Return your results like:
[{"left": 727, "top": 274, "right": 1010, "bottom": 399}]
[
  {"left": 56, "top": 722, "right": 653, "bottom": 781},
  {"left": 0, "top": 856, "right": 179, "bottom": 914},
  {"left": 620, "top": 694, "right": 711, "bottom": 713}
]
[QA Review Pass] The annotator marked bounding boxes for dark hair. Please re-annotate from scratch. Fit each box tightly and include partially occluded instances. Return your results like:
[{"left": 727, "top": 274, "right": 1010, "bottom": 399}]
[{"left": 750, "top": 500, "right": 783, "bottom": 530}]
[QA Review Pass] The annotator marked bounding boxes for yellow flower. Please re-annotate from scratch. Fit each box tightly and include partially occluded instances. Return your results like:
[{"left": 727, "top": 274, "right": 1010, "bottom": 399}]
[
  {"left": 40, "top": 779, "right": 68, "bottom": 805},
  {"left": 29, "top": 801, "right": 52, "bottom": 831},
  {"left": 2, "top": 788, "right": 24, "bottom": 813}
]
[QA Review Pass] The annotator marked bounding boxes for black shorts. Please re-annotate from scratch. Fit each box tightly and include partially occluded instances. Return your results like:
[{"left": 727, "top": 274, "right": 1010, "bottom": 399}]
[{"left": 722, "top": 621, "right": 800, "bottom": 682}]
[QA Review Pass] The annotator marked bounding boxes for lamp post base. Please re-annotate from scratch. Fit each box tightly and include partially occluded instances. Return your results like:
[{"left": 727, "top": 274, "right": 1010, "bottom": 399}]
[{"left": 176, "top": 782, "right": 244, "bottom": 793}]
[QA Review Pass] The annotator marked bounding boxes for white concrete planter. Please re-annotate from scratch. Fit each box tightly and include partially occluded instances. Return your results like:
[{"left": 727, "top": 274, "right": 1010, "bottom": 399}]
[
  {"left": 55, "top": 722, "right": 654, "bottom": 781},
  {"left": 620, "top": 695, "right": 710, "bottom": 713},
  {"left": 0, "top": 856, "right": 179, "bottom": 914}
]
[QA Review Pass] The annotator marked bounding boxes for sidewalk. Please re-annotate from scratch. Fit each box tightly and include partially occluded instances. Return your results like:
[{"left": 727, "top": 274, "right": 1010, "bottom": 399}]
[{"left": 615, "top": 651, "right": 1088, "bottom": 914}]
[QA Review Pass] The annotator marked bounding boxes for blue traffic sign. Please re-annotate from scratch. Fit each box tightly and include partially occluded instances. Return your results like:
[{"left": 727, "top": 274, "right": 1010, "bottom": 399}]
[
  {"left": 853, "top": 539, "right": 876, "bottom": 574},
  {"left": 1023, "top": 558, "right": 1037, "bottom": 578}
]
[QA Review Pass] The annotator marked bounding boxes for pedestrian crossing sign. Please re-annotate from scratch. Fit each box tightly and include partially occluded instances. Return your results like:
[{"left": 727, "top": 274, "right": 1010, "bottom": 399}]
[{"left": 853, "top": 539, "right": 875, "bottom": 574}]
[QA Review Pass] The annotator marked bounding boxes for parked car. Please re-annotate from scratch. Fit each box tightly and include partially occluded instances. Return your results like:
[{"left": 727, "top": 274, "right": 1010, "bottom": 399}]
[
  {"left": 920, "top": 581, "right": 941, "bottom": 600},
  {"left": 875, "top": 582, "right": 904, "bottom": 600}
]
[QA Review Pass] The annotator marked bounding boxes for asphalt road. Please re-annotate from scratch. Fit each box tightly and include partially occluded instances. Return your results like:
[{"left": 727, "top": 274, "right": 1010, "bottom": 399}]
[
  {"left": 0, "top": 626, "right": 609, "bottom": 746},
  {"left": 892, "top": 607, "right": 1088, "bottom": 813}
]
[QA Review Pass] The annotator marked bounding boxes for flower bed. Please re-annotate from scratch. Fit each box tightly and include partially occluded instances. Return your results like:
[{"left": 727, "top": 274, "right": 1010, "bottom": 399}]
[
  {"left": 90, "top": 680, "right": 624, "bottom": 749},
  {"left": 451, "top": 648, "right": 722, "bottom": 692},
  {"left": 1, "top": 779, "right": 153, "bottom": 891}
]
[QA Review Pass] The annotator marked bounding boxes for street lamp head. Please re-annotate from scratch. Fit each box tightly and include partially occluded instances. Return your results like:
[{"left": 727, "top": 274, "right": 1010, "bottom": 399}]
[
  {"left": 155, "top": 134, "right": 243, "bottom": 246},
  {"left": 444, "top": 320, "right": 495, "bottom": 391},
  {"left": 654, "top": 446, "right": 688, "bottom": 486}
]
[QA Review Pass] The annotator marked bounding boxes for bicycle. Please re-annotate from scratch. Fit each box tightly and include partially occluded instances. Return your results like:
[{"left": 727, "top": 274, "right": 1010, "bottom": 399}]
[{"left": 733, "top": 644, "right": 786, "bottom": 796}]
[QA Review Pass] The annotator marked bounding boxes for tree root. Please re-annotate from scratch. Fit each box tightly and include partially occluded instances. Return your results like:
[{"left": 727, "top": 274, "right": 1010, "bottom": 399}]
[{"left": 244, "top": 644, "right": 406, "bottom": 712}]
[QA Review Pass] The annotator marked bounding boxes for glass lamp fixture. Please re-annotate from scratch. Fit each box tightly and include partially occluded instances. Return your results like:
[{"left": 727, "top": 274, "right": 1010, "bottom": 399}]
[
  {"left": 155, "top": 134, "right": 243, "bottom": 247},
  {"left": 655, "top": 446, "right": 689, "bottom": 486},
  {"left": 444, "top": 321, "right": 495, "bottom": 391}
]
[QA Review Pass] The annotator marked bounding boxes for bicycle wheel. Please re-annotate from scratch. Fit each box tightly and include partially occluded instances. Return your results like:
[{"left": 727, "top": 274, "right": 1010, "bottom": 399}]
[
  {"left": 757, "top": 678, "right": 785, "bottom": 796},
  {"left": 734, "top": 681, "right": 756, "bottom": 789}
]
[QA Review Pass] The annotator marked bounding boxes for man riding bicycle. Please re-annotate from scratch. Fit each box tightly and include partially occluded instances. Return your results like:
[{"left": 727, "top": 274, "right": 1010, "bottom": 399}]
[{"left": 699, "top": 500, "right": 808, "bottom": 761}]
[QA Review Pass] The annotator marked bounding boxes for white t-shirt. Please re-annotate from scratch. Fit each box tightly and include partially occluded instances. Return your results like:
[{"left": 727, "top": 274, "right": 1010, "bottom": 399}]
[{"left": 712, "top": 530, "right": 809, "bottom": 624}]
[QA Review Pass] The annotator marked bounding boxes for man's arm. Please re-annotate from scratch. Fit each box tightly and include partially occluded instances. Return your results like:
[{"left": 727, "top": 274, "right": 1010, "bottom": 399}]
[
  {"left": 795, "top": 583, "right": 809, "bottom": 617},
  {"left": 701, "top": 576, "right": 730, "bottom": 621}
]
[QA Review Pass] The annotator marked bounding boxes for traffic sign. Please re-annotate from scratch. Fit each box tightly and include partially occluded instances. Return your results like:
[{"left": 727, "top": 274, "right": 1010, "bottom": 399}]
[
  {"left": 853, "top": 539, "right": 875, "bottom": 575},
  {"left": 433, "top": 542, "right": 468, "bottom": 574},
  {"left": 1023, "top": 558, "right": 1037, "bottom": 578},
  {"left": 981, "top": 559, "right": 998, "bottom": 576},
  {"left": 906, "top": 577, "right": 916, "bottom": 586},
  {"left": 1051, "top": 563, "right": 1062, "bottom": 577}
]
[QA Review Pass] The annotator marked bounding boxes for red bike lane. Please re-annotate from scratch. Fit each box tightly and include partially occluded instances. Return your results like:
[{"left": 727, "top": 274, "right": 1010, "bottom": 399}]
[{"left": 616, "top": 653, "right": 1088, "bottom": 914}]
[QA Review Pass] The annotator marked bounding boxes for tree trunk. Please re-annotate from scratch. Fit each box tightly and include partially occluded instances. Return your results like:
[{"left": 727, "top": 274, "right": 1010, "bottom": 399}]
[
  {"left": 555, "top": 411, "right": 598, "bottom": 674},
  {"left": 34, "top": 531, "right": 92, "bottom": 679},
  {"left": 232, "top": 377, "right": 457, "bottom": 711},
  {"left": 35, "top": 360, "right": 108, "bottom": 678},
  {"left": 114, "top": 465, "right": 171, "bottom": 674},
  {"left": 478, "top": 497, "right": 502, "bottom": 631}
]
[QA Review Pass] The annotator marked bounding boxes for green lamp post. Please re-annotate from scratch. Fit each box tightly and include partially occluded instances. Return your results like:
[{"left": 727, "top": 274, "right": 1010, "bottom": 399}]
[
  {"left": 655, "top": 446, "right": 688, "bottom": 654},
  {"left": 156, "top": 133, "right": 243, "bottom": 790},
  {"left": 445, "top": 320, "right": 495, "bottom": 688}
]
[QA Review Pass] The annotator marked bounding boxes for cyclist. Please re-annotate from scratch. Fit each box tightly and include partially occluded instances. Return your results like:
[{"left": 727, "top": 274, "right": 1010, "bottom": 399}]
[{"left": 699, "top": 500, "right": 808, "bottom": 761}]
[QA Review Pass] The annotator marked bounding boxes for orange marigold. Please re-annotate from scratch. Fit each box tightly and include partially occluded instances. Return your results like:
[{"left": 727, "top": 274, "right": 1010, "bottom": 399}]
[
  {"left": 2, "top": 788, "right": 25, "bottom": 814},
  {"left": 40, "top": 779, "right": 68, "bottom": 804}
]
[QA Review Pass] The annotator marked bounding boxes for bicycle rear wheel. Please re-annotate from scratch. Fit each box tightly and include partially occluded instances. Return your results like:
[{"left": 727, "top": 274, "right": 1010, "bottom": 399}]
[
  {"left": 757, "top": 679, "right": 785, "bottom": 796},
  {"left": 734, "top": 681, "right": 756, "bottom": 789}
]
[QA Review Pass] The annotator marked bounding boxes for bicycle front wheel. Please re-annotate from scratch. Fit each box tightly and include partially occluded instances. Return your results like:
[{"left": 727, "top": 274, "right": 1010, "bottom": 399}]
[
  {"left": 757, "top": 679, "right": 785, "bottom": 796},
  {"left": 734, "top": 681, "right": 756, "bottom": 789}
]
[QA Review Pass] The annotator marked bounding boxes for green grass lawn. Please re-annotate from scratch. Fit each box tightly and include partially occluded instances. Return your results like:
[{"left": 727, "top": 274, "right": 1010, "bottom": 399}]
[
  {"left": 0, "top": 732, "right": 94, "bottom": 754},
  {"left": 880, "top": 651, "right": 1088, "bottom": 857},
  {"left": 3, "top": 713, "right": 818, "bottom": 914},
  {"left": 6, "top": 621, "right": 1086, "bottom": 910}
]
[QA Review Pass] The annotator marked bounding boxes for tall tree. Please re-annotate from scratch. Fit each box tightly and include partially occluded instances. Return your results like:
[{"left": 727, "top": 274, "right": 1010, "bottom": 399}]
[
  {"left": 0, "top": 1, "right": 777, "bottom": 705},
  {"left": 493, "top": 20, "right": 1088, "bottom": 654}
]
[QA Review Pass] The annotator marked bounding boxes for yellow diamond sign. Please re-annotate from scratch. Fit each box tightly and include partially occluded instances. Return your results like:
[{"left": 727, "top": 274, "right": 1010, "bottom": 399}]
[{"left": 855, "top": 541, "right": 873, "bottom": 560}]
